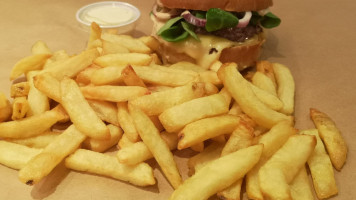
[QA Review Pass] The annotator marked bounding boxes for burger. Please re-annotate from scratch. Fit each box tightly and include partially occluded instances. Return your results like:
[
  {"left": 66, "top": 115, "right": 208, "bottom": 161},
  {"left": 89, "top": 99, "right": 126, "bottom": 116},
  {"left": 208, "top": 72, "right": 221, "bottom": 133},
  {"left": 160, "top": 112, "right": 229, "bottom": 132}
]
[{"left": 150, "top": 0, "right": 281, "bottom": 70}]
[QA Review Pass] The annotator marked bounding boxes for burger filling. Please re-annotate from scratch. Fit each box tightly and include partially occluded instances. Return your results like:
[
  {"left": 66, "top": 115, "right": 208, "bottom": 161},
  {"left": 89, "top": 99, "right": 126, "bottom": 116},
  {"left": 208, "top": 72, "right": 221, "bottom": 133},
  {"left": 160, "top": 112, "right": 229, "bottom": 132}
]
[{"left": 151, "top": 4, "right": 281, "bottom": 43}]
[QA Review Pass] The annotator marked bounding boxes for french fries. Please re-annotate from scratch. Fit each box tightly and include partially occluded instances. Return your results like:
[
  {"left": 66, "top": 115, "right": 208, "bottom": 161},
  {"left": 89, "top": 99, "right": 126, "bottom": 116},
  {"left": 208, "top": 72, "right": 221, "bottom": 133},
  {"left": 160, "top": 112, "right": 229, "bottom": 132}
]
[
  {"left": 0, "top": 92, "right": 12, "bottom": 122},
  {"left": 301, "top": 129, "right": 338, "bottom": 199},
  {"left": 258, "top": 135, "right": 316, "bottom": 200},
  {"left": 290, "top": 166, "right": 314, "bottom": 200},
  {"left": 60, "top": 78, "right": 109, "bottom": 140},
  {"left": 80, "top": 85, "right": 149, "bottom": 102},
  {"left": 11, "top": 96, "right": 29, "bottom": 120},
  {"left": 0, "top": 141, "right": 42, "bottom": 170},
  {"left": 310, "top": 108, "right": 347, "bottom": 170},
  {"left": 0, "top": 21, "right": 348, "bottom": 200},
  {"left": 129, "top": 82, "right": 205, "bottom": 116},
  {"left": 159, "top": 94, "right": 229, "bottom": 132},
  {"left": 10, "top": 82, "right": 30, "bottom": 98},
  {"left": 129, "top": 104, "right": 182, "bottom": 189},
  {"left": 10, "top": 54, "right": 51, "bottom": 80},
  {"left": 18, "top": 125, "right": 86, "bottom": 184},
  {"left": 26, "top": 70, "right": 50, "bottom": 116},
  {"left": 273, "top": 63, "right": 295, "bottom": 115},
  {"left": 65, "top": 149, "right": 155, "bottom": 187},
  {"left": 83, "top": 124, "right": 123, "bottom": 153},
  {"left": 177, "top": 114, "right": 241, "bottom": 150},
  {"left": 94, "top": 53, "right": 152, "bottom": 67},
  {"left": 169, "top": 144, "right": 263, "bottom": 200},
  {"left": 0, "top": 105, "right": 67, "bottom": 139},
  {"left": 217, "top": 63, "right": 292, "bottom": 129}
]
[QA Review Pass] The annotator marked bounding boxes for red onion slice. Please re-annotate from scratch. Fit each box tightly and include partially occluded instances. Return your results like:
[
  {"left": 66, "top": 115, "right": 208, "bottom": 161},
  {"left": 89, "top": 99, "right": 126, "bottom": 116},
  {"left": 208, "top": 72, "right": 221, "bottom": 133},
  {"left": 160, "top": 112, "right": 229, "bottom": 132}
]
[
  {"left": 237, "top": 11, "right": 252, "bottom": 28},
  {"left": 181, "top": 10, "right": 207, "bottom": 27}
]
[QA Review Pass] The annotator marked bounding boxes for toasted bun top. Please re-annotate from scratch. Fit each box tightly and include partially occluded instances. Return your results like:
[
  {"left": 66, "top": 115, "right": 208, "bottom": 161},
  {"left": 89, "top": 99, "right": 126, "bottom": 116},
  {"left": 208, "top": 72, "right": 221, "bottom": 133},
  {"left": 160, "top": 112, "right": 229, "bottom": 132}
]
[{"left": 158, "top": 0, "right": 273, "bottom": 12}]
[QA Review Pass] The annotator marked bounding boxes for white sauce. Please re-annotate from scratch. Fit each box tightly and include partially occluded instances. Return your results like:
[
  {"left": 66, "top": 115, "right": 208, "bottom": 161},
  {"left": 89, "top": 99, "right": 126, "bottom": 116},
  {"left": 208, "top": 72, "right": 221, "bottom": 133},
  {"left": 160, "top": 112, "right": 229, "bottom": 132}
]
[{"left": 82, "top": 5, "right": 134, "bottom": 26}]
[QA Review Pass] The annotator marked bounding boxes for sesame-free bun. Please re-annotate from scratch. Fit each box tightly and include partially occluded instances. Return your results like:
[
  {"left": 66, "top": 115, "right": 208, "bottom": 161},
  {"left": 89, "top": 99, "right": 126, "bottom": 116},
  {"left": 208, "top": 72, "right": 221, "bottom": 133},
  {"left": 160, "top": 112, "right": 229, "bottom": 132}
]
[{"left": 158, "top": 0, "right": 273, "bottom": 12}]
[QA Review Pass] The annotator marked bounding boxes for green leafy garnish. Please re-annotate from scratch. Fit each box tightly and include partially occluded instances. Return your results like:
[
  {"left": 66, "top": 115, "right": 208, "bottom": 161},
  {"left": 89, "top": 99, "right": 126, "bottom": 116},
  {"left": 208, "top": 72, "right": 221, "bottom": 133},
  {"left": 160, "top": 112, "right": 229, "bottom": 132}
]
[
  {"left": 159, "top": 24, "right": 189, "bottom": 42},
  {"left": 181, "top": 21, "right": 200, "bottom": 41},
  {"left": 260, "top": 12, "right": 281, "bottom": 28},
  {"left": 205, "top": 8, "right": 239, "bottom": 32},
  {"left": 157, "top": 17, "right": 183, "bottom": 35}
]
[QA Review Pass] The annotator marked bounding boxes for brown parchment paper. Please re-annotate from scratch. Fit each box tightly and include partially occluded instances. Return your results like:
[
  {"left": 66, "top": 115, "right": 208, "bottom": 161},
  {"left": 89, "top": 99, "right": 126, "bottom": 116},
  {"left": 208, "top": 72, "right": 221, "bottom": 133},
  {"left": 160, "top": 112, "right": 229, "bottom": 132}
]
[{"left": 0, "top": 0, "right": 355, "bottom": 199}]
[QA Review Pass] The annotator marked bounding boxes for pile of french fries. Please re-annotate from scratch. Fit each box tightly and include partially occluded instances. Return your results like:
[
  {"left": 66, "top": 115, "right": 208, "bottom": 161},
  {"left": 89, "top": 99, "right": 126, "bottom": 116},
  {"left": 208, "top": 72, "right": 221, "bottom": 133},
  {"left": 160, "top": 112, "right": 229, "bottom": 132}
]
[{"left": 0, "top": 22, "right": 348, "bottom": 200}]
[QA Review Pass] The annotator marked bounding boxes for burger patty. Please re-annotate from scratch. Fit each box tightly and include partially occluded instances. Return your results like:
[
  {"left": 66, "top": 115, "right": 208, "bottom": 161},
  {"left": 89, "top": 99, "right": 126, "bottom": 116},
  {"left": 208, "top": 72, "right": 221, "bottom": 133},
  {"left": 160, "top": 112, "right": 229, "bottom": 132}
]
[{"left": 195, "top": 25, "right": 263, "bottom": 43}]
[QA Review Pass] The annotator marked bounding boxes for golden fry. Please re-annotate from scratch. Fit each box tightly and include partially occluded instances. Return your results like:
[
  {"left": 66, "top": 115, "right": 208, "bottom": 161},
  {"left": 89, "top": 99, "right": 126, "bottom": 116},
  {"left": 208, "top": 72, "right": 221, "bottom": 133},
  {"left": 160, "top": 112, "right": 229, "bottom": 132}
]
[
  {"left": 310, "top": 108, "right": 347, "bottom": 170},
  {"left": 301, "top": 129, "right": 338, "bottom": 199},
  {"left": 217, "top": 63, "right": 292, "bottom": 129},
  {"left": 130, "top": 105, "right": 182, "bottom": 189},
  {"left": 60, "top": 78, "right": 109, "bottom": 140},
  {"left": 0, "top": 141, "right": 42, "bottom": 170},
  {"left": 18, "top": 125, "right": 86, "bottom": 184},
  {"left": 65, "top": 149, "right": 155, "bottom": 187}
]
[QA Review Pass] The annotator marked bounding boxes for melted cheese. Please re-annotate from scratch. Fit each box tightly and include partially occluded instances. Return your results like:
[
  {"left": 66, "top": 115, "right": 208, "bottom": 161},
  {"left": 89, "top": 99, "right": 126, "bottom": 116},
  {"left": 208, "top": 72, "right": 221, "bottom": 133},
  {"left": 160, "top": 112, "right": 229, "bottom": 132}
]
[{"left": 151, "top": 15, "right": 260, "bottom": 69}]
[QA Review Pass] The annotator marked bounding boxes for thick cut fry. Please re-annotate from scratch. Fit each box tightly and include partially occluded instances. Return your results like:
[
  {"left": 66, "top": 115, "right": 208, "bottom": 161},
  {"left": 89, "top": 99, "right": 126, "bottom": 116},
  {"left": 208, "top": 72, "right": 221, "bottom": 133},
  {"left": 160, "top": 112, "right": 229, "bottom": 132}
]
[
  {"left": 91, "top": 65, "right": 196, "bottom": 86},
  {"left": 252, "top": 71, "right": 277, "bottom": 96},
  {"left": 102, "top": 40, "right": 130, "bottom": 55},
  {"left": 18, "top": 125, "right": 86, "bottom": 184},
  {"left": 75, "top": 64, "right": 101, "bottom": 86},
  {"left": 246, "top": 120, "right": 297, "bottom": 200},
  {"left": 256, "top": 60, "right": 277, "bottom": 86},
  {"left": 178, "top": 115, "right": 241, "bottom": 150},
  {"left": 121, "top": 65, "right": 146, "bottom": 87},
  {"left": 218, "top": 121, "right": 254, "bottom": 200},
  {"left": 0, "top": 92, "right": 12, "bottom": 122},
  {"left": 310, "top": 108, "right": 347, "bottom": 170},
  {"left": 11, "top": 96, "right": 29, "bottom": 120},
  {"left": 217, "top": 63, "right": 292, "bottom": 129},
  {"left": 10, "top": 54, "right": 51, "bottom": 80},
  {"left": 83, "top": 124, "right": 123, "bottom": 153},
  {"left": 129, "top": 105, "right": 182, "bottom": 189},
  {"left": 10, "top": 82, "right": 30, "bottom": 98},
  {"left": 129, "top": 82, "right": 205, "bottom": 116},
  {"left": 94, "top": 53, "right": 152, "bottom": 67},
  {"left": 0, "top": 141, "right": 42, "bottom": 170},
  {"left": 6, "top": 131, "right": 61, "bottom": 148},
  {"left": 249, "top": 82, "right": 284, "bottom": 111},
  {"left": 159, "top": 94, "right": 229, "bottom": 133},
  {"left": 41, "top": 48, "right": 99, "bottom": 80},
  {"left": 31, "top": 40, "right": 52, "bottom": 55},
  {"left": 117, "top": 131, "right": 178, "bottom": 165},
  {"left": 169, "top": 61, "right": 206, "bottom": 73},
  {"left": 65, "top": 149, "right": 155, "bottom": 186},
  {"left": 188, "top": 142, "right": 224, "bottom": 176},
  {"left": 290, "top": 166, "right": 314, "bottom": 200},
  {"left": 117, "top": 102, "right": 140, "bottom": 142},
  {"left": 199, "top": 71, "right": 222, "bottom": 86},
  {"left": 273, "top": 63, "right": 295, "bottom": 115},
  {"left": 139, "top": 35, "right": 160, "bottom": 52},
  {"left": 87, "top": 22, "right": 102, "bottom": 49},
  {"left": 26, "top": 71, "right": 50, "bottom": 116},
  {"left": 80, "top": 85, "right": 149, "bottom": 102},
  {"left": 169, "top": 144, "right": 263, "bottom": 200},
  {"left": 117, "top": 134, "right": 135, "bottom": 149},
  {"left": 90, "top": 65, "right": 124, "bottom": 85},
  {"left": 101, "top": 33, "right": 151, "bottom": 53},
  {"left": 258, "top": 135, "right": 316, "bottom": 200},
  {"left": 33, "top": 72, "right": 61, "bottom": 102},
  {"left": 0, "top": 105, "right": 67, "bottom": 139},
  {"left": 301, "top": 129, "right": 338, "bottom": 199},
  {"left": 221, "top": 121, "right": 254, "bottom": 156},
  {"left": 60, "top": 78, "right": 109, "bottom": 140},
  {"left": 87, "top": 99, "right": 119, "bottom": 126}
]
